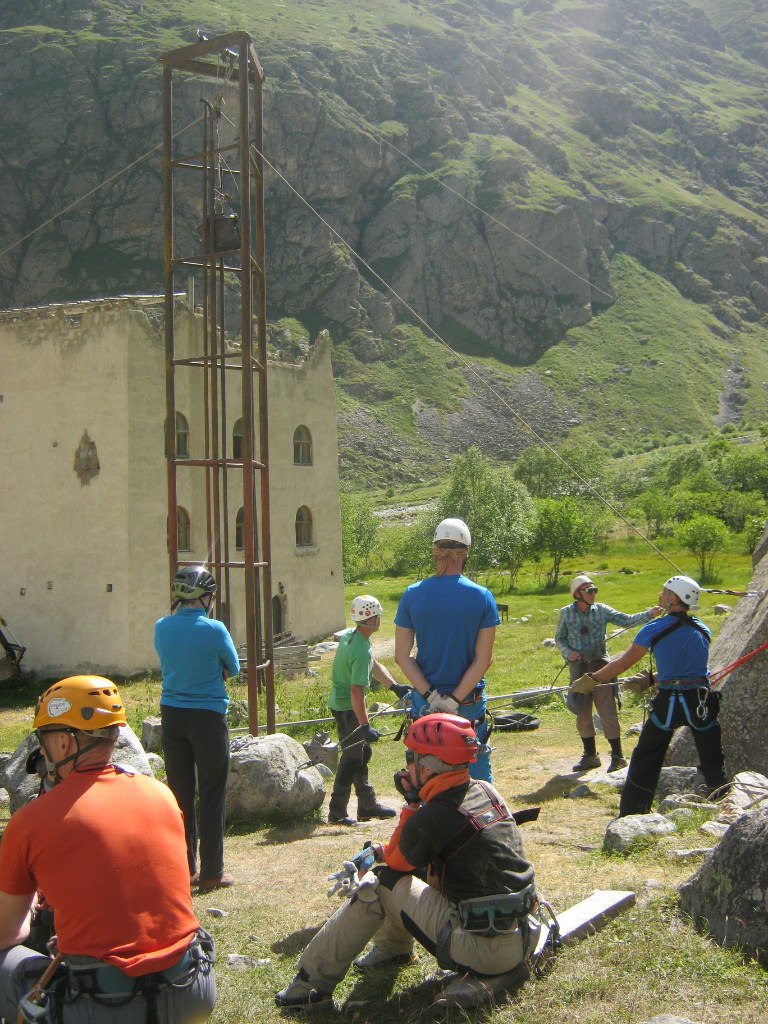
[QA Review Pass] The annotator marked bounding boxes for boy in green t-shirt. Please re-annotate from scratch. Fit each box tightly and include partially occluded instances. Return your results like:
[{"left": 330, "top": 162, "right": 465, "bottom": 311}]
[{"left": 328, "top": 595, "right": 410, "bottom": 825}]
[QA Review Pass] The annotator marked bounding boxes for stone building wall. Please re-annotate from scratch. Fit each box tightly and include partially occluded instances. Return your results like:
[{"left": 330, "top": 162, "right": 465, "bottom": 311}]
[{"left": 0, "top": 296, "right": 345, "bottom": 675}]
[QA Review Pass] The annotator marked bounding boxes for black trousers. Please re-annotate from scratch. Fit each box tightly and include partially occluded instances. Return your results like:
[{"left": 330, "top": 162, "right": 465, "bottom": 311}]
[
  {"left": 161, "top": 706, "right": 229, "bottom": 879},
  {"left": 619, "top": 687, "right": 727, "bottom": 816},
  {"left": 328, "top": 708, "right": 377, "bottom": 819}
]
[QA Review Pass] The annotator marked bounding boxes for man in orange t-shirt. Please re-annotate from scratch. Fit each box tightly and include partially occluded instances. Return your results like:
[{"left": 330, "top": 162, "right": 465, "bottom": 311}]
[{"left": 0, "top": 676, "right": 216, "bottom": 1024}]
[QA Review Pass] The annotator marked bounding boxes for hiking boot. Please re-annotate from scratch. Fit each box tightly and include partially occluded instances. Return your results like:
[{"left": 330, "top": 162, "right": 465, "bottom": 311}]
[
  {"left": 607, "top": 755, "right": 628, "bottom": 773},
  {"left": 275, "top": 968, "right": 333, "bottom": 1008},
  {"left": 357, "top": 804, "right": 396, "bottom": 821},
  {"left": 328, "top": 814, "right": 358, "bottom": 826},
  {"left": 198, "top": 872, "right": 234, "bottom": 894},
  {"left": 353, "top": 946, "right": 418, "bottom": 972},
  {"left": 434, "top": 967, "right": 527, "bottom": 1008},
  {"left": 572, "top": 753, "right": 601, "bottom": 772}
]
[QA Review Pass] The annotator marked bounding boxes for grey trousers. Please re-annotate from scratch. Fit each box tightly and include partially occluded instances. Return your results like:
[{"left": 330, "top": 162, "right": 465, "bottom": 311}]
[
  {"left": 569, "top": 658, "right": 620, "bottom": 740},
  {"left": 297, "top": 871, "right": 540, "bottom": 994},
  {"left": 0, "top": 945, "right": 216, "bottom": 1024}
]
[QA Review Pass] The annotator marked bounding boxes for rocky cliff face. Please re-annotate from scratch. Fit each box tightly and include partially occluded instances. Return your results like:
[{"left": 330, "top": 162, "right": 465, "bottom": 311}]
[{"left": 1, "top": 2, "right": 767, "bottom": 436}]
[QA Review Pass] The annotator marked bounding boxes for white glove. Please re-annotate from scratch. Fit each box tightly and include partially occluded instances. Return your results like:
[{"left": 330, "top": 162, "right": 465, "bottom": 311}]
[
  {"left": 426, "top": 690, "right": 460, "bottom": 714},
  {"left": 327, "top": 861, "right": 359, "bottom": 898}
]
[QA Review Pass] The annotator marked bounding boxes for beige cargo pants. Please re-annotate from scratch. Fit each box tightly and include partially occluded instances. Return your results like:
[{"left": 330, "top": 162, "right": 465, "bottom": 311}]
[{"left": 297, "top": 871, "right": 540, "bottom": 994}]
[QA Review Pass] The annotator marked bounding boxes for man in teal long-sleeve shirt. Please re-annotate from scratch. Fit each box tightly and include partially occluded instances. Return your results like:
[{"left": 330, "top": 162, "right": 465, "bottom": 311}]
[{"left": 155, "top": 566, "right": 239, "bottom": 893}]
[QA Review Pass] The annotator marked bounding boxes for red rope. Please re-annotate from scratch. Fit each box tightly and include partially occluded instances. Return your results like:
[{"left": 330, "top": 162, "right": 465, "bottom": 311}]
[{"left": 711, "top": 639, "right": 768, "bottom": 686}]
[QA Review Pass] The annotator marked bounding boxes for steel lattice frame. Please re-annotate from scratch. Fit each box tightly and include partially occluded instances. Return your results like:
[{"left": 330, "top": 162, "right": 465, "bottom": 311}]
[{"left": 162, "top": 32, "right": 274, "bottom": 734}]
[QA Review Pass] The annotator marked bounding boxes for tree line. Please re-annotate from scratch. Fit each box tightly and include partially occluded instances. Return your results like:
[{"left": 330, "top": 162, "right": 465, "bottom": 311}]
[{"left": 340, "top": 437, "right": 768, "bottom": 586}]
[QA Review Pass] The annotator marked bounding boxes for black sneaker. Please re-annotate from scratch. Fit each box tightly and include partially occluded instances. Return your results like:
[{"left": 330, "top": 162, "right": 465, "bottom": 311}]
[
  {"left": 357, "top": 804, "right": 396, "bottom": 820},
  {"left": 327, "top": 815, "right": 358, "bottom": 826},
  {"left": 276, "top": 969, "right": 333, "bottom": 1008}
]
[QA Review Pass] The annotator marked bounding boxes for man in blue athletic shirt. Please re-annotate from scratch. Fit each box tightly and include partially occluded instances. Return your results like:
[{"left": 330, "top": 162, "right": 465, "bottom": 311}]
[
  {"left": 572, "top": 575, "right": 728, "bottom": 815},
  {"left": 154, "top": 566, "right": 239, "bottom": 892},
  {"left": 395, "top": 518, "right": 499, "bottom": 781}
]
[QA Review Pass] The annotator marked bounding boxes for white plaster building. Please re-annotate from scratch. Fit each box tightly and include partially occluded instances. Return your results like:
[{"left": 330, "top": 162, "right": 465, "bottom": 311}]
[{"left": 0, "top": 296, "right": 345, "bottom": 676}]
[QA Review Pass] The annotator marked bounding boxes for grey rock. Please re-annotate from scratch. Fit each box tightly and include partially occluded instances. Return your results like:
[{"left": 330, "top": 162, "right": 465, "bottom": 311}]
[
  {"left": 699, "top": 821, "right": 729, "bottom": 840},
  {"left": 664, "top": 807, "right": 695, "bottom": 822},
  {"left": 206, "top": 908, "right": 228, "bottom": 919},
  {"left": 666, "top": 848, "right": 712, "bottom": 860},
  {"left": 657, "top": 794, "right": 718, "bottom": 815},
  {"left": 590, "top": 767, "right": 627, "bottom": 788},
  {"left": 0, "top": 788, "right": 9, "bottom": 805},
  {"left": 640, "top": 1017, "right": 703, "bottom": 1024},
  {"left": 655, "top": 766, "right": 708, "bottom": 803},
  {"left": 146, "top": 752, "right": 165, "bottom": 776},
  {"left": 668, "top": 537, "right": 768, "bottom": 779},
  {"left": 713, "top": 604, "right": 732, "bottom": 615},
  {"left": 569, "top": 784, "right": 592, "bottom": 799},
  {"left": 226, "top": 955, "right": 258, "bottom": 971},
  {"left": 1, "top": 727, "right": 152, "bottom": 813},
  {"left": 625, "top": 722, "right": 643, "bottom": 736},
  {"left": 302, "top": 731, "right": 340, "bottom": 773},
  {"left": 541, "top": 638, "right": 557, "bottom": 648},
  {"left": 715, "top": 771, "right": 768, "bottom": 823},
  {"left": 141, "top": 715, "right": 162, "bottom": 753},
  {"left": 679, "top": 805, "right": 768, "bottom": 962},
  {"left": 603, "top": 813, "right": 676, "bottom": 853},
  {"left": 227, "top": 733, "right": 325, "bottom": 822}
]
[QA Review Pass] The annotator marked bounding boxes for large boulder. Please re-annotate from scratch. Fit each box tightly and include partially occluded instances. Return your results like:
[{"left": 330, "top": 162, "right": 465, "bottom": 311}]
[
  {"left": 226, "top": 733, "right": 325, "bottom": 822},
  {"left": 678, "top": 805, "right": 768, "bottom": 964},
  {"left": 668, "top": 526, "right": 768, "bottom": 777},
  {"left": 0, "top": 726, "right": 153, "bottom": 813}
]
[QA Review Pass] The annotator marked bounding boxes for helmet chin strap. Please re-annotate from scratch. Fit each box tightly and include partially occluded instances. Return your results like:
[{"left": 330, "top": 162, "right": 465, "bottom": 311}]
[{"left": 41, "top": 732, "right": 110, "bottom": 786}]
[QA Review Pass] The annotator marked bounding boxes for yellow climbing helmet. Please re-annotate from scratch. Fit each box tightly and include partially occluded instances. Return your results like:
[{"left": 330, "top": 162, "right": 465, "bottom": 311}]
[{"left": 34, "top": 675, "right": 126, "bottom": 734}]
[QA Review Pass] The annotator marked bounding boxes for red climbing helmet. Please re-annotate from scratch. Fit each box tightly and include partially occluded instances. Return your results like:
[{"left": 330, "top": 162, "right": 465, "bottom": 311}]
[{"left": 405, "top": 713, "right": 478, "bottom": 764}]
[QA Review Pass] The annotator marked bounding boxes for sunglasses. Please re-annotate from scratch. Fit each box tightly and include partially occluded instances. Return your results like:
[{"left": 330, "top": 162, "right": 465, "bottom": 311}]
[
  {"left": 580, "top": 586, "right": 598, "bottom": 595},
  {"left": 405, "top": 749, "right": 415, "bottom": 764},
  {"left": 435, "top": 541, "right": 467, "bottom": 550}
]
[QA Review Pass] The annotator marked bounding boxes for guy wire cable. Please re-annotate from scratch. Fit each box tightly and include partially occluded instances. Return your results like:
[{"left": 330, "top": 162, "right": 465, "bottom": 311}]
[
  {"left": 278, "top": 60, "right": 616, "bottom": 304},
  {"left": 0, "top": 115, "right": 204, "bottom": 262},
  {"left": 236, "top": 124, "right": 686, "bottom": 576}
]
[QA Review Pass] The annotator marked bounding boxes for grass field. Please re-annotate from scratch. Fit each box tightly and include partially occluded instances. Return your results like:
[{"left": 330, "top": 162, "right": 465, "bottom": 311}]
[{"left": 1, "top": 536, "right": 764, "bottom": 1022}]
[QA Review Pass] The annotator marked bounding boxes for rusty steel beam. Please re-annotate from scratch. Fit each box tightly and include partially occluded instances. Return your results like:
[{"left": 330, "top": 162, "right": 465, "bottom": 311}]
[{"left": 162, "top": 32, "right": 274, "bottom": 737}]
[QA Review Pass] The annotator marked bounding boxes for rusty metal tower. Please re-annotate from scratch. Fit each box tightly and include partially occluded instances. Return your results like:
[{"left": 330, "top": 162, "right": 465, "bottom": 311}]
[{"left": 162, "top": 32, "right": 274, "bottom": 734}]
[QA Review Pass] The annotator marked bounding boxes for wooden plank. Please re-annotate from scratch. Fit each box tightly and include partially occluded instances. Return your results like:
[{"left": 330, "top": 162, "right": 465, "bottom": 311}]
[{"left": 534, "top": 890, "right": 635, "bottom": 954}]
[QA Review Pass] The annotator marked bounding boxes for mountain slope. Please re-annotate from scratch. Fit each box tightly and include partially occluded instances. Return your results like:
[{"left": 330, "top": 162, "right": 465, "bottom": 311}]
[{"left": 1, "top": 1, "right": 768, "bottom": 482}]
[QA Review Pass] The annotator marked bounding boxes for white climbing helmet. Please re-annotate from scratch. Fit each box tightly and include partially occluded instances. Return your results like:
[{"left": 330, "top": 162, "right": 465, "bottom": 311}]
[
  {"left": 350, "top": 595, "right": 382, "bottom": 622},
  {"left": 570, "top": 574, "right": 594, "bottom": 597},
  {"left": 433, "top": 518, "right": 472, "bottom": 547},
  {"left": 663, "top": 575, "right": 700, "bottom": 608}
]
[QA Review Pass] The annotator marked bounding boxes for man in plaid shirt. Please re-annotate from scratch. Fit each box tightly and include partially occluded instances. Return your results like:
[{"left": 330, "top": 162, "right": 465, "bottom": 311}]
[{"left": 556, "top": 574, "right": 661, "bottom": 773}]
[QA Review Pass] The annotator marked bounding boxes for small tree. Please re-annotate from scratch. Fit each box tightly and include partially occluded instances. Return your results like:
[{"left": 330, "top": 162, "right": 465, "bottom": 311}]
[
  {"left": 634, "top": 489, "right": 667, "bottom": 537},
  {"left": 437, "top": 447, "right": 536, "bottom": 584},
  {"left": 339, "top": 492, "right": 379, "bottom": 580},
  {"left": 675, "top": 514, "right": 729, "bottom": 582},
  {"left": 533, "top": 497, "right": 594, "bottom": 588}
]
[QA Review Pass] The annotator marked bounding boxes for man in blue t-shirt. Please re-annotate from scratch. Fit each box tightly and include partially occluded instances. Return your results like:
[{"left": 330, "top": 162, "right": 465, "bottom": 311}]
[
  {"left": 395, "top": 518, "right": 499, "bottom": 781},
  {"left": 574, "top": 575, "right": 728, "bottom": 815},
  {"left": 154, "top": 566, "right": 239, "bottom": 892}
]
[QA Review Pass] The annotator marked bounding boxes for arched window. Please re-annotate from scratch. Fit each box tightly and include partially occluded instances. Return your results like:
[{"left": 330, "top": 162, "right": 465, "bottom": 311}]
[
  {"left": 175, "top": 412, "right": 190, "bottom": 459},
  {"left": 177, "top": 506, "right": 191, "bottom": 551},
  {"left": 293, "top": 425, "right": 312, "bottom": 466},
  {"left": 232, "top": 418, "right": 243, "bottom": 460},
  {"left": 235, "top": 507, "right": 244, "bottom": 550},
  {"left": 295, "top": 506, "right": 313, "bottom": 547}
]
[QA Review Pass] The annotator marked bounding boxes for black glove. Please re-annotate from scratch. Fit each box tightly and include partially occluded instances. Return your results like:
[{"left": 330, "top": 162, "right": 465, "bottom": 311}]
[
  {"left": 394, "top": 769, "right": 420, "bottom": 804},
  {"left": 361, "top": 723, "right": 381, "bottom": 743},
  {"left": 389, "top": 683, "right": 411, "bottom": 700}
]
